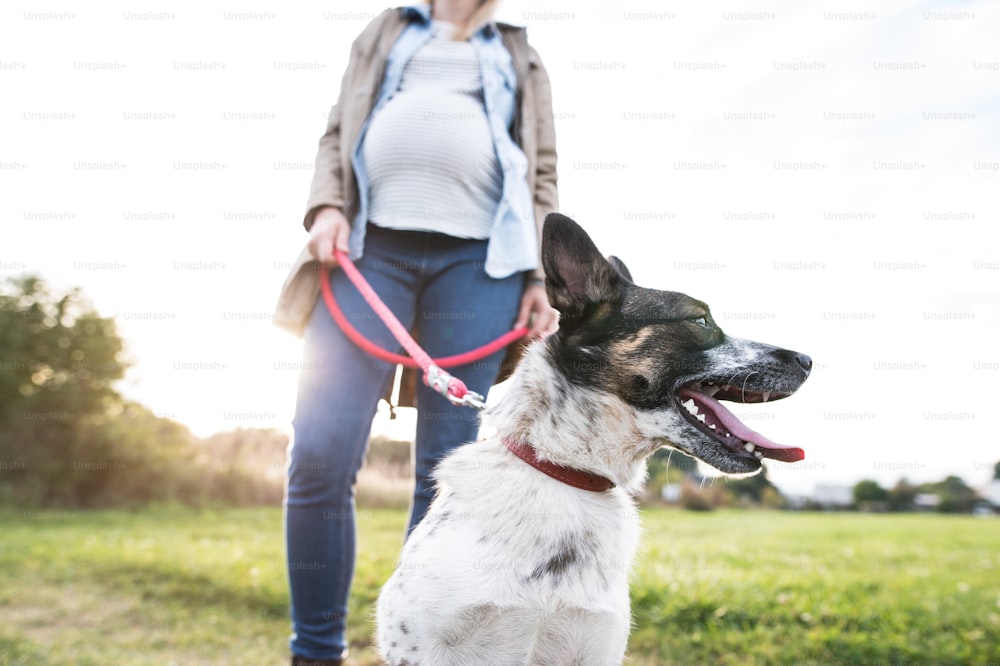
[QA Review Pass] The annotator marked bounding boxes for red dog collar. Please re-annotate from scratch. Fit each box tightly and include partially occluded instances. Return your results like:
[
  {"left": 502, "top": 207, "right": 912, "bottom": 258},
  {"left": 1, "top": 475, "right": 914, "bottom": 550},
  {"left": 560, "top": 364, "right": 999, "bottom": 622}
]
[{"left": 503, "top": 439, "right": 616, "bottom": 492}]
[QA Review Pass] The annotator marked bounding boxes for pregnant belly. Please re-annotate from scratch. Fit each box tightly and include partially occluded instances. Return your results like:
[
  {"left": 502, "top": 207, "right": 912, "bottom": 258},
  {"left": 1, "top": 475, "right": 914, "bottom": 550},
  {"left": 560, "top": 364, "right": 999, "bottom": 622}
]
[{"left": 363, "top": 91, "right": 501, "bottom": 192}]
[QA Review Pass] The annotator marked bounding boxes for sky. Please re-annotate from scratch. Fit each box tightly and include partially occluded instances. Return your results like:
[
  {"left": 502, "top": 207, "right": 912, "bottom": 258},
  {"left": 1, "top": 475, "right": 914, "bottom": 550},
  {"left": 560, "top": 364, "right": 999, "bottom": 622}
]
[{"left": 2, "top": 0, "right": 998, "bottom": 496}]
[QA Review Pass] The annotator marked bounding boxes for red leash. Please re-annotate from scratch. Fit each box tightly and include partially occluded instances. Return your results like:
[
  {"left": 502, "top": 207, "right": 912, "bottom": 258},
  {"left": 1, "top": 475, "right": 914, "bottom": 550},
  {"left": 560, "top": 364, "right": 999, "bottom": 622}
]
[{"left": 320, "top": 249, "right": 529, "bottom": 409}]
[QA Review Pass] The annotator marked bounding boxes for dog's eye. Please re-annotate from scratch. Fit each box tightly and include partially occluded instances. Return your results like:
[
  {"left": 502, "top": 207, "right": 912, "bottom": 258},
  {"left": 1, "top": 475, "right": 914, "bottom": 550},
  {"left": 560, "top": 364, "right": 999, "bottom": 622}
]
[{"left": 692, "top": 316, "right": 710, "bottom": 328}]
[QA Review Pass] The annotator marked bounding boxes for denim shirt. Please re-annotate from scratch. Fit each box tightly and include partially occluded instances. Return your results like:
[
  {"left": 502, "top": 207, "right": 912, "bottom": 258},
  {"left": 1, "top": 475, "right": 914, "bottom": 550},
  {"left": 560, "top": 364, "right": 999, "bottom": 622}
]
[{"left": 348, "top": 3, "right": 538, "bottom": 278}]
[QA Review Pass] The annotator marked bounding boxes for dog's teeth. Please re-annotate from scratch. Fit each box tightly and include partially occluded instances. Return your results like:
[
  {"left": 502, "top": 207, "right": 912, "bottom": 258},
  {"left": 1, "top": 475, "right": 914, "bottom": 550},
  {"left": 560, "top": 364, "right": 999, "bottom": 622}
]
[
  {"left": 754, "top": 450, "right": 764, "bottom": 460},
  {"left": 744, "top": 442, "right": 756, "bottom": 453},
  {"left": 697, "top": 414, "right": 706, "bottom": 423},
  {"left": 704, "top": 386, "right": 721, "bottom": 398},
  {"left": 762, "top": 391, "right": 771, "bottom": 402}
]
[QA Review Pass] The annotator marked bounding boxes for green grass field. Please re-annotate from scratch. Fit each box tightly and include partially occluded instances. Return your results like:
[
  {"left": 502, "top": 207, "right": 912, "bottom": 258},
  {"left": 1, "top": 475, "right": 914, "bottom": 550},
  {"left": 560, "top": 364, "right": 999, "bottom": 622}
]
[{"left": 1, "top": 507, "right": 997, "bottom": 665}]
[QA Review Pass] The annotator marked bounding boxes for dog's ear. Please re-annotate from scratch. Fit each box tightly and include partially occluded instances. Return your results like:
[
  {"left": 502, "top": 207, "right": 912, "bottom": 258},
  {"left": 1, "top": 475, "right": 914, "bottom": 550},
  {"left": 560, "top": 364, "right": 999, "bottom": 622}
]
[
  {"left": 542, "top": 213, "right": 622, "bottom": 322},
  {"left": 607, "top": 256, "right": 634, "bottom": 283}
]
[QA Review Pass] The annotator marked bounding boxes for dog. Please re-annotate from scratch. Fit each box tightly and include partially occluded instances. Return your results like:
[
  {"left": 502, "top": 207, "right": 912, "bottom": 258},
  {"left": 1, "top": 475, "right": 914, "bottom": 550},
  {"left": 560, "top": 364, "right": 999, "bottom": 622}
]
[{"left": 376, "top": 213, "right": 812, "bottom": 665}]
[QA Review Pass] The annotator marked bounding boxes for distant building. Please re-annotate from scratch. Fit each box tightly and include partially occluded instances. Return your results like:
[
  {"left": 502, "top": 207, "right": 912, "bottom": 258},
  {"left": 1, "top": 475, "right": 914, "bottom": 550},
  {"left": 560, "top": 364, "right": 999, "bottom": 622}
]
[
  {"left": 661, "top": 483, "right": 681, "bottom": 503},
  {"left": 979, "top": 480, "right": 1000, "bottom": 509},
  {"left": 813, "top": 484, "right": 853, "bottom": 507},
  {"left": 913, "top": 493, "right": 941, "bottom": 511}
]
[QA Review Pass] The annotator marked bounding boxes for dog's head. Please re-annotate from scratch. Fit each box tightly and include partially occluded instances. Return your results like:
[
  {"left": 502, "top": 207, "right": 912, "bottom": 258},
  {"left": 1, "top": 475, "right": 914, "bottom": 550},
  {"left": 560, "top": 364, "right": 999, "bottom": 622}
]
[{"left": 542, "top": 213, "right": 812, "bottom": 475}]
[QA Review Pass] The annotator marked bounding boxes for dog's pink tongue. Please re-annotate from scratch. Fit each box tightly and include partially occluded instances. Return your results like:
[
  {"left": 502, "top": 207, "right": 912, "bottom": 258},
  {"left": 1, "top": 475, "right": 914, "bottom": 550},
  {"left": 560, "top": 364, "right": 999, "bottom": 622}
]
[{"left": 682, "top": 389, "right": 805, "bottom": 463}]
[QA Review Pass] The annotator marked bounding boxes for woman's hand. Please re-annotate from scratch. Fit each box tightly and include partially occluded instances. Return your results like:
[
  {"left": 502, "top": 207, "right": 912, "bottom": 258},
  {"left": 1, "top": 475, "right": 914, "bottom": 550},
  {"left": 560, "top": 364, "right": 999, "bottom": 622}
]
[
  {"left": 514, "top": 282, "right": 558, "bottom": 339},
  {"left": 308, "top": 206, "right": 352, "bottom": 267}
]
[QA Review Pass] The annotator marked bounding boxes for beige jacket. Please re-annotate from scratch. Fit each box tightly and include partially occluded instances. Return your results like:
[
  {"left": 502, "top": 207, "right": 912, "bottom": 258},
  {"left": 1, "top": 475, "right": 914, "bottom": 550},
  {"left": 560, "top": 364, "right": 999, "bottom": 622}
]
[{"left": 273, "top": 7, "right": 559, "bottom": 338}]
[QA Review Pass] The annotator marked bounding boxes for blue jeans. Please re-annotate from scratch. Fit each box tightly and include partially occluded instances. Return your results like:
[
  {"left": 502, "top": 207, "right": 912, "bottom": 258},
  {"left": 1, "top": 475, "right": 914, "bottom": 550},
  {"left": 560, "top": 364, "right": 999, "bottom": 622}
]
[{"left": 285, "top": 225, "right": 524, "bottom": 659}]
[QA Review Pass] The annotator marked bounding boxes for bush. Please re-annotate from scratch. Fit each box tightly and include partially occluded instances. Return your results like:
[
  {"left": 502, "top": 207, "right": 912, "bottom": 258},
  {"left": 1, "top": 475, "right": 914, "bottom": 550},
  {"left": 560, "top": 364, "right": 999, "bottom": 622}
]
[
  {"left": 679, "top": 484, "right": 714, "bottom": 511},
  {"left": 364, "top": 436, "right": 412, "bottom": 477}
]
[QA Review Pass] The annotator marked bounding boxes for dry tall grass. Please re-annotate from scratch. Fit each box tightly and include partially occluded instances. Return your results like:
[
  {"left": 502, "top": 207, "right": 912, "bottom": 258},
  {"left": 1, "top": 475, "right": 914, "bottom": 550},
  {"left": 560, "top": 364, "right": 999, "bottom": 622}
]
[{"left": 356, "top": 436, "right": 413, "bottom": 510}]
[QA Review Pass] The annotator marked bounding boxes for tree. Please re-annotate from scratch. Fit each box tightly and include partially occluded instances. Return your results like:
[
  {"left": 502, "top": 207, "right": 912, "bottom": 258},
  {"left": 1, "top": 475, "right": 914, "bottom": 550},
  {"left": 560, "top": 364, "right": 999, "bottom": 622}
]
[
  {"left": 925, "top": 475, "right": 978, "bottom": 514},
  {"left": 0, "top": 275, "right": 131, "bottom": 505},
  {"left": 887, "top": 478, "right": 918, "bottom": 511},
  {"left": 722, "top": 463, "right": 785, "bottom": 507},
  {"left": 646, "top": 447, "right": 699, "bottom": 491},
  {"left": 853, "top": 479, "right": 888, "bottom": 508},
  {"left": 0, "top": 275, "right": 292, "bottom": 508}
]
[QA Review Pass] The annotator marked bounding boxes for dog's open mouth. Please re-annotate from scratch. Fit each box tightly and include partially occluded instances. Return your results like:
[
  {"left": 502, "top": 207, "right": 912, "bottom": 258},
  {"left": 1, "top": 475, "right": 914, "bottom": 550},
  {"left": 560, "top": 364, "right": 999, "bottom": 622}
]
[{"left": 677, "top": 382, "right": 804, "bottom": 463}]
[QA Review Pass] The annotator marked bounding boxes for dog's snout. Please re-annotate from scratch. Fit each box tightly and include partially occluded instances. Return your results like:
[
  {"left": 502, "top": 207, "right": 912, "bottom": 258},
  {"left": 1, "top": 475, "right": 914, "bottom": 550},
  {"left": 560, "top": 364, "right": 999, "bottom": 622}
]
[{"left": 773, "top": 348, "right": 812, "bottom": 375}]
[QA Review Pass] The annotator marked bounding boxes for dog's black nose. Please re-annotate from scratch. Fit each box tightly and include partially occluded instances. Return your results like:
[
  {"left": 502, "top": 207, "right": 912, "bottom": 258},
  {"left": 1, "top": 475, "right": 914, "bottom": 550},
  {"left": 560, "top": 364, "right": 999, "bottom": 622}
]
[{"left": 795, "top": 353, "right": 813, "bottom": 373}]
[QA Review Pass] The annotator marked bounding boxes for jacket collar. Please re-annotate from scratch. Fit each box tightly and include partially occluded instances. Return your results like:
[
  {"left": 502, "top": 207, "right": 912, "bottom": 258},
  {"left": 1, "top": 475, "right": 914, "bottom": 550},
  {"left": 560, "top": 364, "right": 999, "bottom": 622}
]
[
  {"left": 400, "top": 3, "right": 504, "bottom": 38},
  {"left": 400, "top": 3, "right": 431, "bottom": 23}
]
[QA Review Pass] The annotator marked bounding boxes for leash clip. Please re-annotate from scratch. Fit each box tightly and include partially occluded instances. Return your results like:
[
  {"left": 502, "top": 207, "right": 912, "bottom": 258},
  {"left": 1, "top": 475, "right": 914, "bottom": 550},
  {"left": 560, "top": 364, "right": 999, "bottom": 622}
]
[
  {"left": 424, "top": 365, "right": 487, "bottom": 410},
  {"left": 449, "top": 389, "right": 486, "bottom": 410}
]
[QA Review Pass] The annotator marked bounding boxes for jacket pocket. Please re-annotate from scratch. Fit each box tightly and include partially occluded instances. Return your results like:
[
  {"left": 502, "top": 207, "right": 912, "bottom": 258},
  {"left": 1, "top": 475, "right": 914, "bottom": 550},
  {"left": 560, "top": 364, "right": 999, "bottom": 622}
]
[{"left": 272, "top": 244, "right": 322, "bottom": 338}]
